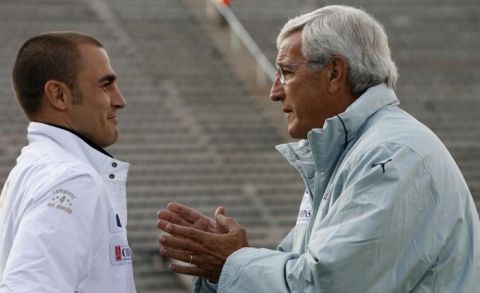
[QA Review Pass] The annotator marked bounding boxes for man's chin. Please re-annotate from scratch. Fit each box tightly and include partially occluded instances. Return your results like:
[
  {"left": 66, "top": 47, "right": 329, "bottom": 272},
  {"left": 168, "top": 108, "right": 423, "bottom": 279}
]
[
  {"left": 100, "top": 132, "right": 119, "bottom": 148},
  {"left": 288, "top": 126, "right": 296, "bottom": 138},
  {"left": 288, "top": 127, "right": 306, "bottom": 140}
]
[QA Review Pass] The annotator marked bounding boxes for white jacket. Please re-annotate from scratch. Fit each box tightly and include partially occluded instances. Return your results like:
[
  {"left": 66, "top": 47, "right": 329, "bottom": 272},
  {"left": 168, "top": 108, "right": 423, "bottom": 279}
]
[{"left": 0, "top": 122, "right": 136, "bottom": 292}]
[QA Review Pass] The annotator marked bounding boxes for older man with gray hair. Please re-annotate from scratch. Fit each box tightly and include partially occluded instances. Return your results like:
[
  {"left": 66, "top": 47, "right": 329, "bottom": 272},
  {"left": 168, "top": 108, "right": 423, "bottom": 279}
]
[{"left": 157, "top": 5, "right": 480, "bottom": 292}]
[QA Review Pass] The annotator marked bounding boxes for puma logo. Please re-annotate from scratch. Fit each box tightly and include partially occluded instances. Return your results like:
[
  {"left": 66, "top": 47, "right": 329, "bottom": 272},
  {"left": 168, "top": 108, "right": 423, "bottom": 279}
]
[{"left": 371, "top": 159, "right": 392, "bottom": 173}]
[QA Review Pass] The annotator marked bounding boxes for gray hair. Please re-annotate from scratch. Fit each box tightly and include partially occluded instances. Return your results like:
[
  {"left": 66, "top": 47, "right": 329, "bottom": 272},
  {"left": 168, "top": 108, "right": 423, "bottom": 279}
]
[{"left": 277, "top": 5, "right": 398, "bottom": 95}]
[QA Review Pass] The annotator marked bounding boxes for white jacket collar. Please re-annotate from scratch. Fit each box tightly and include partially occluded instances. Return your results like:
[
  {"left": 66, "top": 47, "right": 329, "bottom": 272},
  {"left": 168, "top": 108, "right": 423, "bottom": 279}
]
[{"left": 27, "top": 122, "right": 129, "bottom": 178}]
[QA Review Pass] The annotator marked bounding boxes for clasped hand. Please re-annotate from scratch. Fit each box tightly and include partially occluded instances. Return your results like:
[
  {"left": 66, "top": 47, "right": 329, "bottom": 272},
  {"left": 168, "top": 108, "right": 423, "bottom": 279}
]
[{"left": 157, "top": 202, "right": 249, "bottom": 283}]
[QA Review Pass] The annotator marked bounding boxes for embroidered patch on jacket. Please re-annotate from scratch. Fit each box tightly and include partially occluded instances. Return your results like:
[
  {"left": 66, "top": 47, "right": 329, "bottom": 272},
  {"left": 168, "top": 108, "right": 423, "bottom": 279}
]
[
  {"left": 47, "top": 188, "right": 77, "bottom": 214},
  {"left": 110, "top": 240, "right": 133, "bottom": 266},
  {"left": 296, "top": 190, "right": 313, "bottom": 225}
]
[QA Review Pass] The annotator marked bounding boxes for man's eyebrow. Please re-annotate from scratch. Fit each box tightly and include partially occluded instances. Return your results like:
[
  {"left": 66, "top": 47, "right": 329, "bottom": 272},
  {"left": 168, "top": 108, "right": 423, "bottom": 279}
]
[
  {"left": 276, "top": 62, "right": 292, "bottom": 68},
  {"left": 98, "top": 74, "right": 117, "bottom": 84}
]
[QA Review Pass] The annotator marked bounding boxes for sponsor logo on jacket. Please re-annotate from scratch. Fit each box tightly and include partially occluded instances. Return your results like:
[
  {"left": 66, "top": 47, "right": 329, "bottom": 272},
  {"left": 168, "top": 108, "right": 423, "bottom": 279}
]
[{"left": 110, "top": 240, "right": 133, "bottom": 266}]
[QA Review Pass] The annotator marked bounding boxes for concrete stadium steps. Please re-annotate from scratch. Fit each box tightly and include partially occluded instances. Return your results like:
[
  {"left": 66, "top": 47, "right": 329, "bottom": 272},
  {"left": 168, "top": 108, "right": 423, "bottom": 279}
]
[{"left": 230, "top": 2, "right": 480, "bottom": 78}]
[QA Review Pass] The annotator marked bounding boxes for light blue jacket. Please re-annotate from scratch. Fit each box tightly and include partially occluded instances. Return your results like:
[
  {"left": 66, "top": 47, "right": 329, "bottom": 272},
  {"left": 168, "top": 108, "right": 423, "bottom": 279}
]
[{"left": 195, "top": 84, "right": 480, "bottom": 292}]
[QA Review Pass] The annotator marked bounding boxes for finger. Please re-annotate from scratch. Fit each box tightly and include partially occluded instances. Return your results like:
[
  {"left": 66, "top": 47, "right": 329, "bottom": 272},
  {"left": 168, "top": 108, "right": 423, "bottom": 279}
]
[
  {"left": 167, "top": 202, "right": 222, "bottom": 233},
  {"left": 158, "top": 210, "right": 216, "bottom": 233},
  {"left": 167, "top": 202, "right": 210, "bottom": 224},
  {"left": 208, "top": 206, "right": 225, "bottom": 231},
  {"left": 159, "top": 242, "right": 194, "bottom": 264},
  {"left": 157, "top": 219, "right": 176, "bottom": 232},
  {"left": 159, "top": 234, "right": 207, "bottom": 256},
  {"left": 164, "top": 223, "right": 212, "bottom": 243},
  {"left": 191, "top": 215, "right": 216, "bottom": 232},
  {"left": 169, "top": 263, "right": 204, "bottom": 277},
  {"left": 160, "top": 238, "right": 223, "bottom": 271},
  {"left": 214, "top": 206, "right": 225, "bottom": 217},
  {"left": 215, "top": 214, "right": 241, "bottom": 232},
  {"left": 157, "top": 210, "right": 191, "bottom": 228},
  {"left": 214, "top": 208, "right": 229, "bottom": 234},
  {"left": 157, "top": 210, "right": 174, "bottom": 221}
]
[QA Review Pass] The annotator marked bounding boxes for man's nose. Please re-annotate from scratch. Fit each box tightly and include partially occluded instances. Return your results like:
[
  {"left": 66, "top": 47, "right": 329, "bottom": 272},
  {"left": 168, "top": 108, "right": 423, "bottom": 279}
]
[
  {"left": 112, "top": 88, "right": 127, "bottom": 109},
  {"left": 270, "top": 75, "right": 285, "bottom": 101}
]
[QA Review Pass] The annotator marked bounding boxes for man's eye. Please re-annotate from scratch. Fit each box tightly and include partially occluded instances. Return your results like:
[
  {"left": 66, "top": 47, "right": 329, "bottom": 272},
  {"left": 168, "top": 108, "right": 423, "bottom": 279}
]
[{"left": 280, "top": 66, "right": 294, "bottom": 73}]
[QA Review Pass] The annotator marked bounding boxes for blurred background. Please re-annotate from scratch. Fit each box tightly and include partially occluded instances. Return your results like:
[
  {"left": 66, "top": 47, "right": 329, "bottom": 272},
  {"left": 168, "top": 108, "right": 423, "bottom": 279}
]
[{"left": 0, "top": 0, "right": 478, "bottom": 292}]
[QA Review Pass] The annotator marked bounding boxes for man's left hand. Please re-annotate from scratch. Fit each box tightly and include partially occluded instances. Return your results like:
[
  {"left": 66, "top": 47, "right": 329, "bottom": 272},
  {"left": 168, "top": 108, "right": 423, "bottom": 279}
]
[{"left": 158, "top": 213, "right": 249, "bottom": 283}]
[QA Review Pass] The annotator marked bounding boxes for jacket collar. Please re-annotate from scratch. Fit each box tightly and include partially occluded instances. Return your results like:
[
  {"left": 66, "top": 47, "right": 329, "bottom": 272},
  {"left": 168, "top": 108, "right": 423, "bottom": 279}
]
[
  {"left": 334, "top": 83, "right": 398, "bottom": 141},
  {"left": 276, "top": 83, "right": 399, "bottom": 178},
  {"left": 45, "top": 123, "right": 113, "bottom": 158},
  {"left": 27, "top": 122, "right": 129, "bottom": 177}
]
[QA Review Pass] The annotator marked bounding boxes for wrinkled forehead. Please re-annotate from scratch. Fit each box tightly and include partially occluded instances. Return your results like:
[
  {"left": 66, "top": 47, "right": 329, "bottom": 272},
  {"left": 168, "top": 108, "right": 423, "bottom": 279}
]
[{"left": 276, "top": 31, "right": 304, "bottom": 63}]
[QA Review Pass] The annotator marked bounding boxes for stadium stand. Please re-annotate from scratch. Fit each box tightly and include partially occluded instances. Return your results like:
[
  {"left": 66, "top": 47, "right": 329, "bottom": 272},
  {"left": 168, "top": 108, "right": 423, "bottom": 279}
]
[{"left": 0, "top": 0, "right": 478, "bottom": 292}]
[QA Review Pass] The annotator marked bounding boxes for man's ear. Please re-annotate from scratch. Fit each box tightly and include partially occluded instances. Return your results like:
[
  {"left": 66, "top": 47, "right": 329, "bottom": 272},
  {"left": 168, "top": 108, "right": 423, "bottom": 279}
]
[
  {"left": 43, "top": 80, "right": 72, "bottom": 111},
  {"left": 327, "top": 55, "right": 349, "bottom": 93}
]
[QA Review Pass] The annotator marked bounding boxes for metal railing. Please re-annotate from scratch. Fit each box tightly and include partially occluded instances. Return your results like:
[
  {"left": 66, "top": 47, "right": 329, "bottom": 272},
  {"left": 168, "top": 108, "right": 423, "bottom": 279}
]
[{"left": 205, "top": 0, "right": 276, "bottom": 86}]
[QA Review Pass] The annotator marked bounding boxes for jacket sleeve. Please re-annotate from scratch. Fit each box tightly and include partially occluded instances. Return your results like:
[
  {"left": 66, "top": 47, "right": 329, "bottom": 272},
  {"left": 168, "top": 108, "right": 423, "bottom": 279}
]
[
  {"left": 193, "top": 277, "right": 218, "bottom": 293},
  {"left": 0, "top": 173, "right": 102, "bottom": 292},
  {"left": 216, "top": 144, "right": 443, "bottom": 292},
  {"left": 192, "top": 228, "right": 298, "bottom": 293}
]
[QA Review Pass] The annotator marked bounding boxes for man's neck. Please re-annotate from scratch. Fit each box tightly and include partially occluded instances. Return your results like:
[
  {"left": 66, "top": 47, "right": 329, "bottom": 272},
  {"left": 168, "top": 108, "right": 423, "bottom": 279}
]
[{"left": 44, "top": 123, "right": 113, "bottom": 158}]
